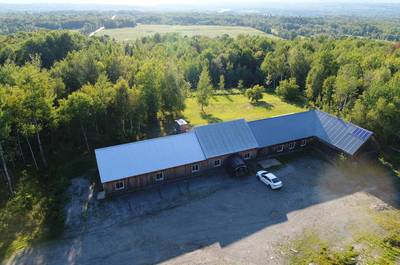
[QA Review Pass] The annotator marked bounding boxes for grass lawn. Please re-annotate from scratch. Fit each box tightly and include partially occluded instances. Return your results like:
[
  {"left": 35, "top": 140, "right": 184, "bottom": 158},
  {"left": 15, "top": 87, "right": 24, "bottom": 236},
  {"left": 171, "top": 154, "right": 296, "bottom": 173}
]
[
  {"left": 183, "top": 92, "right": 305, "bottom": 126},
  {"left": 96, "top": 24, "right": 277, "bottom": 41}
]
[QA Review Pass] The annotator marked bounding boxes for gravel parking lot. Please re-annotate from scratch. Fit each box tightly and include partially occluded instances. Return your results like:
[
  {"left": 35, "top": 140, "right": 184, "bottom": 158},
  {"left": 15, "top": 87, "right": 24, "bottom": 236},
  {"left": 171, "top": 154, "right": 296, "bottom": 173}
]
[{"left": 5, "top": 152, "right": 400, "bottom": 265}]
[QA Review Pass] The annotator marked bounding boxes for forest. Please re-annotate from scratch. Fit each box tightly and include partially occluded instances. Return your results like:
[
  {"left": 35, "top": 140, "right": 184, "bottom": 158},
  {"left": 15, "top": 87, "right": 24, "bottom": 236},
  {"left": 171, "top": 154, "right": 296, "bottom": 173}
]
[
  {"left": 1, "top": 11, "right": 400, "bottom": 41},
  {"left": 0, "top": 29, "right": 400, "bottom": 257}
]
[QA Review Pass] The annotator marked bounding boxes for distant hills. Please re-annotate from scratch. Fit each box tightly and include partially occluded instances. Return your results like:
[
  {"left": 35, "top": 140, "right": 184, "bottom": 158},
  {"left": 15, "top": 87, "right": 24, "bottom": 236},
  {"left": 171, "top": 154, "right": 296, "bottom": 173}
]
[{"left": 1, "top": 2, "right": 400, "bottom": 17}]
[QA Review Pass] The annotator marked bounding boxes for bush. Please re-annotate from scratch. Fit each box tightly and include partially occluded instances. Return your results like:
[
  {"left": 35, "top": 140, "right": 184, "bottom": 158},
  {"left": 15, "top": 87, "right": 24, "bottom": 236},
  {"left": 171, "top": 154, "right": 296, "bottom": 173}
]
[
  {"left": 276, "top": 78, "right": 300, "bottom": 101},
  {"left": 246, "top": 85, "right": 264, "bottom": 103},
  {"left": 0, "top": 170, "right": 68, "bottom": 258},
  {"left": 384, "top": 230, "right": 400, "bottom": 248}
]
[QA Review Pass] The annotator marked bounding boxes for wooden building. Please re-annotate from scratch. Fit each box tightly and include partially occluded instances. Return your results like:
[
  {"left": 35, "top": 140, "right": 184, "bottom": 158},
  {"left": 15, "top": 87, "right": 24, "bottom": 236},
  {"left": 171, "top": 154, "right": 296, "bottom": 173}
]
[{"left": 95, "top": 110, "right": 373, "bottom": 195}]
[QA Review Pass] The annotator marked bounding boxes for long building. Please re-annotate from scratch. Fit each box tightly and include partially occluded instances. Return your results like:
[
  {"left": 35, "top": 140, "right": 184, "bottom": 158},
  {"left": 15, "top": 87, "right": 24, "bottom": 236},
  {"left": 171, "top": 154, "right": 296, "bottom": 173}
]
[{"left": 95, "top": 110, "right": 373, "bottom": 194}]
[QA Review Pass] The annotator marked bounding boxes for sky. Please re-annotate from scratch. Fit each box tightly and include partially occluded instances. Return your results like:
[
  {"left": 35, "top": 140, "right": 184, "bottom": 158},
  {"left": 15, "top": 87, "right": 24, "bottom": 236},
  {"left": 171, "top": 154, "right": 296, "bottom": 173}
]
[{"left": 2, "top": 0, "right": 400, "bottom": 6}]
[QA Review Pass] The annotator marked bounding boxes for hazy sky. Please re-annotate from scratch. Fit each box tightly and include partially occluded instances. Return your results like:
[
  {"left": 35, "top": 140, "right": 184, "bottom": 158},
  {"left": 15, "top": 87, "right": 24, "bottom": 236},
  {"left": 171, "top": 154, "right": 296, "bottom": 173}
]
[{"left": 2, "top": 0, "right": 400, "bottom": 6}]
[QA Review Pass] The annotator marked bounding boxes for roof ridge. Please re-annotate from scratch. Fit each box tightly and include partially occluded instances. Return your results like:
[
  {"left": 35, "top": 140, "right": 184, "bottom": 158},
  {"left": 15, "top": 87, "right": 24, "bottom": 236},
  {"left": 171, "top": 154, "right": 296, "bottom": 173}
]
[
  {"left": 247, "top": 110, "right": 314, "bottom": 124},
  {"left": 193, "top": 118, "right": 245, "bottom": 129},
  {"left": 95, "top": 131, "right": 196, "bottom": 152}
]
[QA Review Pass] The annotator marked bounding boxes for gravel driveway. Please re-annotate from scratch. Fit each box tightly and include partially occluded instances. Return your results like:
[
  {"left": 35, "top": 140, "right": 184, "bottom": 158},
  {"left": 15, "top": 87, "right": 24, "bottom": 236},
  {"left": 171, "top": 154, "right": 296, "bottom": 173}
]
[{"left": 4, "top": 153, "right": 400, "bottom": 265}]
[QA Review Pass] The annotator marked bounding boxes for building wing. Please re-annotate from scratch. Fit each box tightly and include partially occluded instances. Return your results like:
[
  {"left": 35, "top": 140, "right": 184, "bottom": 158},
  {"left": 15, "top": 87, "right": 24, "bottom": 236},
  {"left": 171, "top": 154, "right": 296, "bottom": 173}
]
[
  {"left": 248, "top": 111, "right": 317, "bottom": 148},
  {"left": 95, "top": 132, "right": 206, "bottom": 183},
  {"left": 314, "top": 110, "right": 373, "bottom": 155},
  {"left": 248, "top": 110, "right": 372, "bottom": 155},
  {"left": 194, "top": 119, "right": 259, "bottom": 158}
]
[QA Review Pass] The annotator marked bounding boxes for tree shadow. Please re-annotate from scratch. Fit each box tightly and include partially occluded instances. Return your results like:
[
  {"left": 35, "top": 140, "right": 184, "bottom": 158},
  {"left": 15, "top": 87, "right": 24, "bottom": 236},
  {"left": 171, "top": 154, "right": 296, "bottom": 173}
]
[
  {"left": 200, "top": 112, "right": 223, "bottom": 124},
  {"left": 250, "top": 101, "right": 274, "bottom": 110},
  {"left": 223, "top": 94, "right": 233, "bottom": 102},
  {"left": 283, "top": 96, "right": 307, "bottom": 108}
]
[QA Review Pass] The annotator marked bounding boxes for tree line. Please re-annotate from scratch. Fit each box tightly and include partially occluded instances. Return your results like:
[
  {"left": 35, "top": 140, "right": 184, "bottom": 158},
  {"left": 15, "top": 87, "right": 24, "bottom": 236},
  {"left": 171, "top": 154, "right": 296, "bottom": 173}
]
[{"left": 1, "top": 11, "right": 400, "bottom": 41}]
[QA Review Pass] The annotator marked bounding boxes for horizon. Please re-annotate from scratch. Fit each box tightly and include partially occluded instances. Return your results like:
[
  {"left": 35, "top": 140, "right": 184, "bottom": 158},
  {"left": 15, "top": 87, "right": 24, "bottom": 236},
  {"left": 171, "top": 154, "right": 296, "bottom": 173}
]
[{"left": 2, "top": 0, "right": 400, "bottom": 7}]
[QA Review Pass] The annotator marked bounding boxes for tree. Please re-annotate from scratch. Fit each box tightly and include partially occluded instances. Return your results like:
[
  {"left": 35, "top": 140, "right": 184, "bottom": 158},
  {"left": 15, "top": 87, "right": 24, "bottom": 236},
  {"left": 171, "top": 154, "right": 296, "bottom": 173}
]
[
  {"left": 237, "top": 79, "right": 245, "bottom": 92},
  {"left": 59, "top": 90, "right": 94, "bottom": 152},
  {"left": 261, "top": 49, "right": 288, "bottom": 88},
  {"left": 276, "top": 78, "right": 300, "bottom": 101},
  {"left": 288, "top": 48, "right": 310, "bottom": 89},
  {"left": 305, "top": 50, "right": 337, "bottom": 101},
  {"left": 197, "top": 67, "right": 213, "bottom": 112},
  {"left": 246, "top": 85, "right": 264, "bottom": 103},
  {"left": 135, "top": 61, "right": 162, "bottom": 121},
  {"left": 0, "top": 86, "right": 13, "bottom": 195},
  {"left": 334, "top": 63, "right": 361, "bottom": 112},
  {"left": 320, "top": 76, "right": 336, "bottom": 111},
  {"left": 160, "top": 63, "right": 187, "bottom": 115},
  {"left": 17, "top": 62, "right": 56, "bottom": 168},
  {"left": 113, "top": 79, "right": 131, "bottom": 138},
  {"left": 218, "top": 75, "right": 225, "bottom": 90}
]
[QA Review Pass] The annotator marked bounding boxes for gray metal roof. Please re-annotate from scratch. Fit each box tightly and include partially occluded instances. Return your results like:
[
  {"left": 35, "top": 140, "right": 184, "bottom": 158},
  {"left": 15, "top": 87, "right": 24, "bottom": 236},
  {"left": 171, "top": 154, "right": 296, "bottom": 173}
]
[
  {"left": 194, "top": 119, "right": 259, "bottom": 158},
  {"left": 95, "top": 110, "right": 372, "bottom": 184},
  {"left": 314, "top": 110, "right": 373, "bottom": 155},
  {"left": 248, "top": 111, "right": 317, "bottom": 147},
  {"left": 248, "top": 110, "right": 372, "bottom": 155},
  {"left": 95, "top": 132, "right": 206, "bottom": 183}
]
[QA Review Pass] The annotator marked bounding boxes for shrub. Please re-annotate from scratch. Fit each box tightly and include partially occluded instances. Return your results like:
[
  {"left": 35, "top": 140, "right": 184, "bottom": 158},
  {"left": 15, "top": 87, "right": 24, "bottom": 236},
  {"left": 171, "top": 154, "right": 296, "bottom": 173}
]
[
  {"left": 246, "top": 85, "right": 264, "bottom": 103},
  {"left": 276, "top": 78, "right": 300, "bottom": 101}
]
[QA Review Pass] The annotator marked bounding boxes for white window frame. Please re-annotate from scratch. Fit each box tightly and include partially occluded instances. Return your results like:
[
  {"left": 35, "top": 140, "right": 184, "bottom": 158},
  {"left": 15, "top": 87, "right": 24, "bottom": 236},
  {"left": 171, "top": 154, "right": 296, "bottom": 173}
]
[
  {"left": 276, "top": 145, "right": 284, "bottom": 152},
  {"left": 115, "top": 180, "right": 125, "bottom": 190},
  {"left": 244, "top": 152, "right": 251, "bottom": 160},
  {"left": 214, "top": 159, "right": 221, "bottom": 167},
  {"left": 192, "top": 164, "right": 199, "bottom": 173},
  {"left": 289, "top": 142, "right": 296, "bottom": 150},
  {"left": 300, "top": 139, "right": 307, "bottom": 147},
  {"left": 155, "top": 172, "right": 164, "bottom": 181}
]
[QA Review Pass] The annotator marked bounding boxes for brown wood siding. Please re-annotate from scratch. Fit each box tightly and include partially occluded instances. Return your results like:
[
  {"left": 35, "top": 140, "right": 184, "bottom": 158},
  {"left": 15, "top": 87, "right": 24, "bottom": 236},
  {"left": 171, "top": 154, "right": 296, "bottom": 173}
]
[
  {"left": 260, "top": 137, "right": 314, "bottom": 156},
  {"left": 102, "top": 140, "right": 316, "bottom": 195}
]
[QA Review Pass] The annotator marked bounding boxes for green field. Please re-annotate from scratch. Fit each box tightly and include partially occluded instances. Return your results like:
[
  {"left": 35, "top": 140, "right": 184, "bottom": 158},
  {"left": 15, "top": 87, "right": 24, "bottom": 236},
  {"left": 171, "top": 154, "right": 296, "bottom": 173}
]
[
  {"left": 96, "top": 24, "right": 274, "bottom": 41},
  {"left": 183, "top": 92, "right": 305, "bottom": 126}
]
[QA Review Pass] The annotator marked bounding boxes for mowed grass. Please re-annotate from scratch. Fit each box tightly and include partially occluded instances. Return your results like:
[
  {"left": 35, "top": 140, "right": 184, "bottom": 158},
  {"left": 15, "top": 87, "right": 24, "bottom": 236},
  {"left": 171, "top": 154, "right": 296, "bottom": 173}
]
[
  {"left": 96, "top": 24, "right": 275, "bottom": 41},
  {"left": 183, "top": 92, "right": 305, "bottom": 126}
]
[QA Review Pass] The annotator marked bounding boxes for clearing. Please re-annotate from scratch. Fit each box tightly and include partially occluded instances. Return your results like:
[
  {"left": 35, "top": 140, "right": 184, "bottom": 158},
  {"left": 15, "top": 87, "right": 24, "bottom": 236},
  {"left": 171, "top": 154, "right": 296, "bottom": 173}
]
[
  {"left": 183, "top": 92, "right": 305, "bottom": 126},
  {"left": 95, "top": 24, "right": 274, "bottom": 41},
  {"left": 5, "top": 152, "right": 400, "bottom": 265}
]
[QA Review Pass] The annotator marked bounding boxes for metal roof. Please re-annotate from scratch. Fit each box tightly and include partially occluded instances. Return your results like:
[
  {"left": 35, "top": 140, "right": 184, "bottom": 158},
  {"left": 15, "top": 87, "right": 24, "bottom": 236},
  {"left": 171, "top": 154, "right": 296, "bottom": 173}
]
[
  {"left": 248, "top": 110, "right": 372, "bottom": 155},
  {"left": 95, "top": 110, "right": 372, "bottom": 184},
  {"left": 95, "top": 132, "right": 206, "bottom": 183},
  {"left": 314, "top": 110, "right": 373, "bottom": 155},
  {"left": 194, "top": 119, "right": 259, "bottom": 158},
  {"left": 248, "top": 111, "right": 317, "bottom": 147},
  {"left": 175, "top": 119, "right": 187, "bottom": 126}
]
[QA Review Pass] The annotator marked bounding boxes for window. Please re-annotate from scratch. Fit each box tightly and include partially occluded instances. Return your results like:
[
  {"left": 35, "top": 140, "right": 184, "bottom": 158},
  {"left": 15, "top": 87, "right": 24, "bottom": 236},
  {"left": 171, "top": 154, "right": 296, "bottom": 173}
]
[
  {"left": 115, "top": 181, "right": 125, "bottom": 190},
  {"left": 214, "top": 159, "right": 221, "bottom": 167},
  {"left": 276, "top": 145, "right": 284, "bottom": 152},
  {"left": 244, "top": 153, "right": 251, "bottom": 160},
  {"left": 155, "top": 172, "right": 164, "bottom": 181},
  {"left": 289, "top": 142, "right": 296, "bottom": 150},
  {"left": 192, "top": 164, "right": 199, "bottom": 173},
  {"left": 300, "top": 139, "right": 307, "bottom": 147}
]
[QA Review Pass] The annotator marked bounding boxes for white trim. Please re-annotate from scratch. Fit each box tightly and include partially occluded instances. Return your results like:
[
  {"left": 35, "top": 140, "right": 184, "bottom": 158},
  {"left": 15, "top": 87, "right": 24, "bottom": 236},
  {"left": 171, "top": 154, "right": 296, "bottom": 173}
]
[
  {"left": 115, "top": 180, "right": 125, "bottom": 190},
  {"left": 300, "top": 139, "right": 307, "bottom": 147},
  {"left": 244, "top": 152, "right": 251, "bottom": 160},
  {"left": 214, "top": 159, "right": 221, "bottom": 167},
  {"left": 276, "top": 145, "right": 284, "bottom": 152},
  {"left": 289, "top": 142, "right": 296, "bottom": 150},
  {"left": 155, "top": 172, "right": 164, "bottom": 181},
  {"left": 192, "top": 164, "right": 199, "bottom": 173}
]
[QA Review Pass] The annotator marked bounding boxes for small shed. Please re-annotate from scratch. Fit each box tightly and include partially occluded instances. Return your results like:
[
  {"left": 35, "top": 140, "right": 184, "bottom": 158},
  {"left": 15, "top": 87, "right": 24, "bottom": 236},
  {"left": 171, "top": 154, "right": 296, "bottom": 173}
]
[
  {"left": 225, "top": 154, "right": 248, "bottom": 177},
  {"left": 175, "top": 119, "right": 189, "bottom": 133}
]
